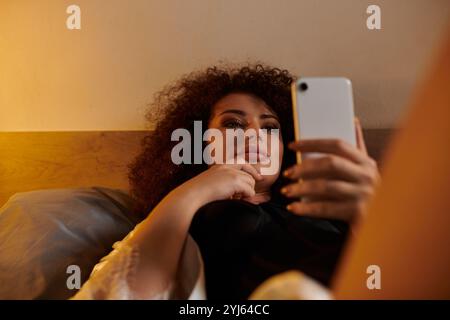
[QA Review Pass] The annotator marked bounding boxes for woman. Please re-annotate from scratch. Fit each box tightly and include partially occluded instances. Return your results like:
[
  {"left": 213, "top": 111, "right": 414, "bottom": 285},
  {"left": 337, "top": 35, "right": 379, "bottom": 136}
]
[{"left": 72, "top": 64, "right": 379, "bottom": 300}]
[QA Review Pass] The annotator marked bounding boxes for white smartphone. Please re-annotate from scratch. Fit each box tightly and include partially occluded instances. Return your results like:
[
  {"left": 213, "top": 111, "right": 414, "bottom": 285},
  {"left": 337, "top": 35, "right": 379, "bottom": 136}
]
[{"left": 291, "top": 77, "right": 356, "bottom": 162}]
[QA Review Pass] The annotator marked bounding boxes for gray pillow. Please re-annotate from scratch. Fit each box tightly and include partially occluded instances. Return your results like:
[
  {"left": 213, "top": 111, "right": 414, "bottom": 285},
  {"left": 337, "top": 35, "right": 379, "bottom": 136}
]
[{"left": 0, "top": 187, "right": 141, "bottom": 299}]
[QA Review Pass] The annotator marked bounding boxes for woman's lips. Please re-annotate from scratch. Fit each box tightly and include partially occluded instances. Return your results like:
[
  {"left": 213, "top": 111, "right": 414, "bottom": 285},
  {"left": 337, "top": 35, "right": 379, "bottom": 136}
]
[
  {"left": 234, "top": 144, "right": 270, "bottom": 163},
  {"left": 240, "top": 151, "right": 270, "bottom": 163}
]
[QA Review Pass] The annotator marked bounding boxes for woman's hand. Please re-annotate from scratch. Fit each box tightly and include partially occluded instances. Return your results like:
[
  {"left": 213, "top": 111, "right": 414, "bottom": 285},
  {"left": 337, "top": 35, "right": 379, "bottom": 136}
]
[
  {"left": 282, "top": 119, "right": 380, "bottom": 223},
  {"left": 123, "top": 164, "right": 261, "bottom": 298},
  {"left": 177, "top": 163, "right": 262, "bottom": 207}
]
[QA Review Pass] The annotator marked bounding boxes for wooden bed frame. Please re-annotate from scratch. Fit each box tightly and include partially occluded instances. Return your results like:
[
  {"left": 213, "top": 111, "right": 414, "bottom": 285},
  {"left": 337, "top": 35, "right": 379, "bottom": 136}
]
[{"left": 0, "top": 129, "right": 393, "bottom": 207}]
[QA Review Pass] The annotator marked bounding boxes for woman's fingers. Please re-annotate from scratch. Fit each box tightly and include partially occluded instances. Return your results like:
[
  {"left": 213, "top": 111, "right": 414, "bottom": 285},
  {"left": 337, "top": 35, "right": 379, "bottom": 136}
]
[
  {"left": 354, "top": 117, "right": 368, "bottom": 155},
  {"left": 288, "top": 138, "right": 371, "bottom": 166},
  {"left": 281, "top": 179, "right": 374, "bottom": 200},
  {"left": 238, "top": 163, "right": 263, "bottom": 181},
  {"left": 235, "top": 172, "right": 256, "bottom": 198},
  {"left": 287, "top": 200, "right": 366, "bottom": 221},
  {"left": 235, "top": 184, "right": 255, "bottom": 198},
  {"left": 284, "top": 134, "right": 379, "bottom": 223},
  {"left": 215, "top": 162, "right": 262, "bottom": 181},
  {"left": 284, "top": 155, "right": 377, "bottom": 184},
  {"left": 238, "top": 170, "right": 256, "bottom": 188}
]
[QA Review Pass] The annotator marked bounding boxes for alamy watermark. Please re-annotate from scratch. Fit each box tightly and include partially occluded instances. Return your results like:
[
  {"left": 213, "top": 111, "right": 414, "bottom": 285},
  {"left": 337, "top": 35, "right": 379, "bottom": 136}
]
[
  {"left": 66, "top": 4, "right": 381, "bottom": 31},
  {"left": 366, "top": 264, "right": 381, "bottom": 290},
  {"left": 66, "top": 264, "right": 81, "bottom": 290}
]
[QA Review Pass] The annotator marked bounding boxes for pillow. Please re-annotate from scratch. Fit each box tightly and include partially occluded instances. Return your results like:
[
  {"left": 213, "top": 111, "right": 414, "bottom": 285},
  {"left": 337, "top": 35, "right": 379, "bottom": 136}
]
[{"left": 0, "top": 187, "right": 141, "bottom": 299}]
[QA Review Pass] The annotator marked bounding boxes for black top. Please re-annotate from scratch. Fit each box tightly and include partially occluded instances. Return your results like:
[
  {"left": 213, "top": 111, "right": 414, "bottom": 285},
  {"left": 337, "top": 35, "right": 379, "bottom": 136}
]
[{"left": 189, "top": 199, "right": 349, "bottom": 300}]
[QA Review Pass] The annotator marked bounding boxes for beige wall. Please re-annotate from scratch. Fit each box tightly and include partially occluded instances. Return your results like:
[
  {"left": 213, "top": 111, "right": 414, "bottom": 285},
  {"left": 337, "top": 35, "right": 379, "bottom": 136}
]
[{"left": 0, "top": 0, "right": 448, "bottom": 131}]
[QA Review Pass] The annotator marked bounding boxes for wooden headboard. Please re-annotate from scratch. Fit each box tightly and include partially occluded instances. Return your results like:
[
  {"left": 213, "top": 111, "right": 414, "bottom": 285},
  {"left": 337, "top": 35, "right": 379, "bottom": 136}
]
[{"left": 0, "top": 129, "right": 393, "bottom": 207}]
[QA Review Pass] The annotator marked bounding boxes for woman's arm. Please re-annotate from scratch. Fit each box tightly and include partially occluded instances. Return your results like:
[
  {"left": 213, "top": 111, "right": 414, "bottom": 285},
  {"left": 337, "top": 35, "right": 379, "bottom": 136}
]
[
  {"left": 75, "top": 163, "right": 261, "bottom": 299},
  {"left": 124, "top": 185, "right": 206, "bottom": 298}
]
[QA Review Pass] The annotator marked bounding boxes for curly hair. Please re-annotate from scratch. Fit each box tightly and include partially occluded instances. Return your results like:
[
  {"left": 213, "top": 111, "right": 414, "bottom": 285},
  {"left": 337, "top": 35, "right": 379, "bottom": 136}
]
[{"left": 128, "top": 63, "right": 297, "bottom": 219}]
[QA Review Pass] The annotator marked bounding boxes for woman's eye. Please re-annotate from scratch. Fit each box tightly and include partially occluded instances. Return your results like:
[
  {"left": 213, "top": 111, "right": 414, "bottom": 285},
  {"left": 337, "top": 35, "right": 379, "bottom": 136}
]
[
  {"left": 263, "top": 125, "right": 280, "bottom": 133},
  {"left": 223, "top": 120, "right": 246, "bottom": 129}
]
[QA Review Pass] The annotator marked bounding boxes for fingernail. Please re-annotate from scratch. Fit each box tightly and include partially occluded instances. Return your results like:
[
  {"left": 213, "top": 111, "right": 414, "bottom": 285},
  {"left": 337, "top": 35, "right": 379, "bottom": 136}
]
[
  {"left": 286, "top": 204, "right": 292, "bottom": 210},
  {"left": 283, "top": 169, "right": 291, "bottom": 177}
]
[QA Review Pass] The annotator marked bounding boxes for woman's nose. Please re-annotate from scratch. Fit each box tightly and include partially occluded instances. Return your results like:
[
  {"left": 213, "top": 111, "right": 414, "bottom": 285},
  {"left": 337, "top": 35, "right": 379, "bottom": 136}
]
[
  {"left": 247, "top": 121, "right": 261, "bottom": 131},
  {"left": 246, "top": 122, "right": 265, "bottom": 143}
]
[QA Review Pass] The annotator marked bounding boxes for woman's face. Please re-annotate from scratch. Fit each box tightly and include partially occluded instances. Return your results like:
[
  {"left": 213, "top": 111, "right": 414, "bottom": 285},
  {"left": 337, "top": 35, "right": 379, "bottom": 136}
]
[{"left": 208, "top": 92, "right": 284, "bottom": 193}]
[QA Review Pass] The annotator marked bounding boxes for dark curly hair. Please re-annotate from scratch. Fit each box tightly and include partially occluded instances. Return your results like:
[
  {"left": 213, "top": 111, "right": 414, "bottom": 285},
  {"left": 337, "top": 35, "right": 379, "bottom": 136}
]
[{"left": 128, "top": 63, "right": 297, "bottom": 219}]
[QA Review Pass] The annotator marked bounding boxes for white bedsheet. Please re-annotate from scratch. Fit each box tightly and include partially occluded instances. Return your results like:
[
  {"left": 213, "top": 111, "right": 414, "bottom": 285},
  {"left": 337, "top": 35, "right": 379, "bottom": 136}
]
[{"left": 71, "top": 222, "right": 206, "bottom": 300}]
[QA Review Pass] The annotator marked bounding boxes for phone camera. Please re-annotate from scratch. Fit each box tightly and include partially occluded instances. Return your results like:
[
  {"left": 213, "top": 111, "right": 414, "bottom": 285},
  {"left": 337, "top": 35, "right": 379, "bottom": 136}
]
[{"left": 299, "top": 82, "right": 308, "bottom": 92}]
